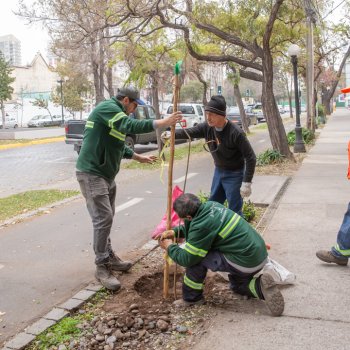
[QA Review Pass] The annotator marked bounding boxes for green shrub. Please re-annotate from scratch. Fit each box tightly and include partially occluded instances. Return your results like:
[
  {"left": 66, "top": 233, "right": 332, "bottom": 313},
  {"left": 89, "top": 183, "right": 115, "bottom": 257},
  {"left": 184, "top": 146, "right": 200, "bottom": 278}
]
[
  {"left": 318, "top": 104, "right": 325, "bottom": 117},
  {"left": 242, "top": 200, "right": 256, "bottom": 222},
  {"left": 197, "top": 191, "right": 255, "bottom": 222},
  {"left": 287, "top": 128, "right": 315, "bottom": 146},
  {"left": 256, "top": 149, "right": 285, "bottom": 166},
  {"left": 317, "top": 104, "right": 326, "bottom": 124}
]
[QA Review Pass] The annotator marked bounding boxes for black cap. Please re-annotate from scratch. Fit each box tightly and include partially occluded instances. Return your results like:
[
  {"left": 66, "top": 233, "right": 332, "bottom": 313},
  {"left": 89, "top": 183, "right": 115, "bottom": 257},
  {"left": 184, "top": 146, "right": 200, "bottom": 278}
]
[
  {"left": 204, "top": 95, "right": 226, "bottom": 116},
  {"left": 116, "top": 86, "right": 143, "bottom": 104}
]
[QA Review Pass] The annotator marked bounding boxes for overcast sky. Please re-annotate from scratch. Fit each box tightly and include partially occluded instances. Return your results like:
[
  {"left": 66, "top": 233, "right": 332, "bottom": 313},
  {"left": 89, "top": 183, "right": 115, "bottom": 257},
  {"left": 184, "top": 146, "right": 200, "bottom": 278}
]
[
  {"left": 0, "top": 1, "right": 346, "bottom": 67},
  {"left": 0, "top": 1, "right": 50, "bottom": 65}
]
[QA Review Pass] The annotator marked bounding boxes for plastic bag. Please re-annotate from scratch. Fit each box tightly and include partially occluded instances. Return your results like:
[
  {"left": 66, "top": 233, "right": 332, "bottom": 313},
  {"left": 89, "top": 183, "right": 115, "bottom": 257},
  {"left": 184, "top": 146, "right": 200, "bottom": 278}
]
[
  {"left": 151, "top": 185, "right": 184, "bottom": 239},
  {"left": 258, "top": 258, "right": 296, "bottom": 285}
]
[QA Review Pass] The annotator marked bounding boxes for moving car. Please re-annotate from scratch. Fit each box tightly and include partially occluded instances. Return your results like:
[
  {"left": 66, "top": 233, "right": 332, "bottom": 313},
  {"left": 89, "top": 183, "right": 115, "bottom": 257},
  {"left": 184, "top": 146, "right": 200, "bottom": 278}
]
[
  {"left": 0, "top": 116, "right": 18, "bottom": 129},
  {"left": 165, "top": 103, "right": 204, "bottom": 129}
]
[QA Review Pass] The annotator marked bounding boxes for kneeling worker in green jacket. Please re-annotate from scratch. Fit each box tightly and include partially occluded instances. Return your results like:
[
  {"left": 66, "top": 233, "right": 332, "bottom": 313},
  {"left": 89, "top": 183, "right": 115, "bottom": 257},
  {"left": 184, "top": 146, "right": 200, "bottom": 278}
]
[{"left": 159, "top": 193, "right": 285, "bottom": 316}]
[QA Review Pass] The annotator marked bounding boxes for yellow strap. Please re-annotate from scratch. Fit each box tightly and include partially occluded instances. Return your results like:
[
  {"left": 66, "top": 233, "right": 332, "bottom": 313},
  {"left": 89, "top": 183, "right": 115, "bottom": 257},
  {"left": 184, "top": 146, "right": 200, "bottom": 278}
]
[{"left": 159, "top": 138, "right": 171, "bottom": 184}]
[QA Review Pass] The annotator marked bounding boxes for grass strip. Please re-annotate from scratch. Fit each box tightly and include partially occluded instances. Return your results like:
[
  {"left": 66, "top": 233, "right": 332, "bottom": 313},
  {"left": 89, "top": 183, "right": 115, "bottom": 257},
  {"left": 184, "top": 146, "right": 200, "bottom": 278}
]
[{"left": 0, "top": 189, "right": 80, "bottom": 222}]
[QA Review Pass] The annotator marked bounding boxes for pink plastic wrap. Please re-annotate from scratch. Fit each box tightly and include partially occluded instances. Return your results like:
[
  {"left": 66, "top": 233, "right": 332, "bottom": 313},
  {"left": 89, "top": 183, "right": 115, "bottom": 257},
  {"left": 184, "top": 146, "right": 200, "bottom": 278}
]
[{"left": 151, "top": 185, "right": 184, "bottom": 239}]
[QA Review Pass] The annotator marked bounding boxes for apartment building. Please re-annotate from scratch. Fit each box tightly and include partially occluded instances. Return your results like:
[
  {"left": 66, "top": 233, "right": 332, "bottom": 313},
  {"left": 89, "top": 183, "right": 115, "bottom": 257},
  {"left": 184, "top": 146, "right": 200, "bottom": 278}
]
[{"left": 0, "top": 34, "right": 21, "bottom": 66}]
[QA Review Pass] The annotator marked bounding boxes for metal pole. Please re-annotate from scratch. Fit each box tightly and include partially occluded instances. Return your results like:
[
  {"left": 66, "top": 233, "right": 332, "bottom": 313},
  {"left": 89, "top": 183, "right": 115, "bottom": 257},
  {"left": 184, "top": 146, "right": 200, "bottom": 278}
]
[{"left": 291, "top": 56, "right": 306, "bottom": 153}]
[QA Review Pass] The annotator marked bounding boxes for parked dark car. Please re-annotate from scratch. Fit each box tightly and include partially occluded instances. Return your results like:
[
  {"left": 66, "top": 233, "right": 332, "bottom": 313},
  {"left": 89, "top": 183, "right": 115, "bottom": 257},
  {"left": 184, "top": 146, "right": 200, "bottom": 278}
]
[
  {"left": 65, "top": 105, "right": 158, "bottom": 154},
  {"left": 226, "top": 107, "right": 258, "bottom": 128}
]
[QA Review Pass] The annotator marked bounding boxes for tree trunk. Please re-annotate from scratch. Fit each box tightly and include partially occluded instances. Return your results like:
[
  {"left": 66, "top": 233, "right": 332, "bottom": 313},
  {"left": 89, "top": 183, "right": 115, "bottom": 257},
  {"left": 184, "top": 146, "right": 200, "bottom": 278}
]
[
  {"left": 92, "top": 61, "right": 103, "bottom": 105},
  {"left": 262, "top": 51, "right": 293, "bottom": 159},
  {"left": 1, "top": 101, "right": 5, "bottom": 127},
  {"left": 90, "top": 38, "right": 104, "bottom": 105},
  {"left": 321, "top": 88, "right": 332, "bottom": 115},
  {"left": 324, "top": 96, "right": 332, "bottom": 115},
  {"left": 313, "top": 87, "right": 318, "bottom": 126},
  {"left": 234, "top": 84, "right": 250, "bottom": 134},
  {"left": 150, "top": 72, "right": 165, "bottom": 160},
  {"left": 106, "top": 66, "right": 114, "bottom": 97},
  {"left": 191, "top": 69, "right": 208, "bottom": 114},
  {"left": 99, "top": 37, "right": 105, "bottom": 101},
  {"left": 105, "top": 29, "right": 114, "bottom": 98}
]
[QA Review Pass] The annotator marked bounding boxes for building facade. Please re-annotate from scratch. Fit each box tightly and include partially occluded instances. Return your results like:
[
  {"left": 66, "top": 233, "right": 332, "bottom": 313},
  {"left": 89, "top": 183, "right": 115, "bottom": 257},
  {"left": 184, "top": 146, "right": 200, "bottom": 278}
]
[
  {"left": 11, "top": 52, "right": 59, "bottom": 101},
  {"left": 0, "top": 34, "right": 21, "bottom": 66}
]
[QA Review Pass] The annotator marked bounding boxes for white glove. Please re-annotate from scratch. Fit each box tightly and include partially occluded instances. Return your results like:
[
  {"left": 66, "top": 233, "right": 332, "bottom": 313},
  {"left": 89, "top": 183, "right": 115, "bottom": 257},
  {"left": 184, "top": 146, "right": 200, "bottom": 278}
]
[
  {"left": 161, "top": 131, "right": 171, "bottom": 142},
  {"left": 240, "top": 182, "right": 252, "bottom": 197}
]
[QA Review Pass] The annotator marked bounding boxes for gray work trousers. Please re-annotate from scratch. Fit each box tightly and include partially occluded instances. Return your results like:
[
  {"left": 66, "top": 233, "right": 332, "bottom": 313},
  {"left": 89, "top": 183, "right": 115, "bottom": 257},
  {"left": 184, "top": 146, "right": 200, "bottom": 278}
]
[{"left": 76, "top": 171, "right": 116, "bottom": 265}]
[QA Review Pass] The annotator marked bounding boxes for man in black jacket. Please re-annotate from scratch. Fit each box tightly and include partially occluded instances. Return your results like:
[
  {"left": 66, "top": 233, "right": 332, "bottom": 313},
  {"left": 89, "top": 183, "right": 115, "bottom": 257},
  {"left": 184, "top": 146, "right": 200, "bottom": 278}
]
[{"left": 164, "top": 95, "right": 256, "bottom": 216}]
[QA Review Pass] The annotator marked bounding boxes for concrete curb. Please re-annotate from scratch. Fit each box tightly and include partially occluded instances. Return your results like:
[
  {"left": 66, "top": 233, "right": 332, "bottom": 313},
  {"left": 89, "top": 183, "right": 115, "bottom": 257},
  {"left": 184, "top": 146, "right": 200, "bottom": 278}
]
[
  {"left": 0, "top": 136, "right": 65, "bottom": 151},
  {"left": 255, "top": 176, "right": 292, "bottom": 237}
]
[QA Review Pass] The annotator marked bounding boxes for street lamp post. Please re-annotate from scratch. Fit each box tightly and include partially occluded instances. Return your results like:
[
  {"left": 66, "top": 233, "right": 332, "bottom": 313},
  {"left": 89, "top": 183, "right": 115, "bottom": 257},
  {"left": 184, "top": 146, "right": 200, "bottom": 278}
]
[
  {"left": 209, "top": 86, "right": 214, "bottom": 98},
  {"left": 287, "top": 44, "right": 306, "bottom": 153},
  {"left": 57, "top": 79, "right": 64, "bottom": 125}
]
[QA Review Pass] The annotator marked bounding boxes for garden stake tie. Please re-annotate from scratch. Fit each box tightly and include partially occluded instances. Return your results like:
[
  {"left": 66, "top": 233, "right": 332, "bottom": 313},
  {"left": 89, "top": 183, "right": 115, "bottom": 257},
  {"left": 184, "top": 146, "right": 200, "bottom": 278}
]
[{"left": 164, "top": 60, "right": 182, "bottom": 299}]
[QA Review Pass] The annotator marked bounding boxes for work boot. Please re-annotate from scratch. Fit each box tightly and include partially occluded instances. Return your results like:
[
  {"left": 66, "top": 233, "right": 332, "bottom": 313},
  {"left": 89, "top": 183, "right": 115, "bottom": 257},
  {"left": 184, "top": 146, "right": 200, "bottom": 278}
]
[
  {"left": 260, "top": 274, "right": 284, "bottom": 317},
  {"left": 95, "top": 264, "right": 121, "bottom": 291},
  {"left": 108, "top": 251, "right": 133, "bottom": 272},
  {"left": 173, "top": 298, "right": 205, "bottom": 308},
  {"left": 316, "top": 250, "right": 348, "bottom": 266}
]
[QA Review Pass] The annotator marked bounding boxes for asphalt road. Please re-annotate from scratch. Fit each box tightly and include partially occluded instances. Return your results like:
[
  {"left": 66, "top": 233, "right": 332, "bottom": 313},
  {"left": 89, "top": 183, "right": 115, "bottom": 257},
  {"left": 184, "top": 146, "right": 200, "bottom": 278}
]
[
  {"left": 0, "top": 120, "right": 295, "bottom": 344},
  {"left": 0, "top": 120, "right": 290, "bottom": 198}
]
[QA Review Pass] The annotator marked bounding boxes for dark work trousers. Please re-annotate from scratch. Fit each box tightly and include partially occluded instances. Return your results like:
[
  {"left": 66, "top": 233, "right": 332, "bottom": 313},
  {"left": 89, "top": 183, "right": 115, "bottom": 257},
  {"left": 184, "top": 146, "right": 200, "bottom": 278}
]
[
  {"left": 76, "top": 171, "right": 116, "bottom": 265},
  {"left": 183, "top": 250, "right": 264, "bottom": 302},
  {"left": 209, "top": 167, "right": 244, "bottom": 216}
]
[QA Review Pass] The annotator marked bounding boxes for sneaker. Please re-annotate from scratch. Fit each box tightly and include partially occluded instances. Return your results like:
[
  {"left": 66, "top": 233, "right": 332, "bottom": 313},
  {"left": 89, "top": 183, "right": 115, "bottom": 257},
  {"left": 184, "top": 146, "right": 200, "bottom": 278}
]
[
  {"left": 260, "top": 274, "right": 284, "bottom": 317},
  {"left": 316, "top": 250, "right": 348, "bottom": 266},
  {"left": 95, "top": 264, "right": 121, "bottom": 291},
  {"left": 173, "top": 299, "right": 205, "bottom": 308},
  {"left": 109, "top": 251, "right": 133, "bottom": 272}
]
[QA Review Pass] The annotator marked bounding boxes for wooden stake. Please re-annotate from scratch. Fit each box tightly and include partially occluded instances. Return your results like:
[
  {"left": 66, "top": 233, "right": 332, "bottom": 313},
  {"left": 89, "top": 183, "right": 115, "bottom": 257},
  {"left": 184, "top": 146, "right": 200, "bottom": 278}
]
[{"left": 164, "top": 64, "right": 181, "bottom": 299}]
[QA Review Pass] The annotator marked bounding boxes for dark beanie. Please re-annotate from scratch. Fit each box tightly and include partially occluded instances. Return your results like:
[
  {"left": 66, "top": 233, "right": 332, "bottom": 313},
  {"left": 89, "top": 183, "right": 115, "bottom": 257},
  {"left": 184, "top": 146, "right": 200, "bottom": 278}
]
[{"left": 204, "top": 95, "right": 226, "bottom": 116}]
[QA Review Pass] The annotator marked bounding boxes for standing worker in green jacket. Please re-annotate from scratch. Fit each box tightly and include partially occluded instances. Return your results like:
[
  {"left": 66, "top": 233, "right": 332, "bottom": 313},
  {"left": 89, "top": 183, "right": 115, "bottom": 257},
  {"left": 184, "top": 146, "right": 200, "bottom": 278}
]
[
  {"left": 76, "top": 86, "right": 182, "bottom": 291},
  {"left": 159, "top": 193, "right": 285, "bottom": 316}
]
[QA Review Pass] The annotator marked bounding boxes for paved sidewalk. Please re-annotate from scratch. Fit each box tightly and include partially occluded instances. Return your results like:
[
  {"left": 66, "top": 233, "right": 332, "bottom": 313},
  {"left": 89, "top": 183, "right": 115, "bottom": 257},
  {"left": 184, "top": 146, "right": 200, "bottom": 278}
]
[{"left": 192, "top": 108, "right": 350, "bottom": 350}]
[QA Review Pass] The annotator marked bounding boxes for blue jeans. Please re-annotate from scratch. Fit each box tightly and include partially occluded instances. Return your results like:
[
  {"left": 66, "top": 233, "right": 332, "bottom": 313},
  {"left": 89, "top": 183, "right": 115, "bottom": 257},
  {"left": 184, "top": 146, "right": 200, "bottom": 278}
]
[
  {"left": 332, "top": 202, "right": 350, "bottom": 259},
  {"left": 182, "top": 251, "right": 264, "bottom": 302},
  {"left": 76, "top": 171, "right": 117, "bottom": 265},
  {"left": 210, "top": 167, "right": 244, "bottom": 215}
]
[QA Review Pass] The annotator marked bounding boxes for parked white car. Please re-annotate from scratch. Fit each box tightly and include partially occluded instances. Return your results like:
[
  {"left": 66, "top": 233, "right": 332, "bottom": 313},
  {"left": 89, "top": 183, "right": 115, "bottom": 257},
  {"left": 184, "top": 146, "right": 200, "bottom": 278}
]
[
  {"left": 27, "top": 115, "right": 52, "bottom": 127},
  {"left": 0, "top": 116, "right": 18, "bottom": 129},
  {"left": 165, "top": 103, "right": 205, "bottom": 129}
]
